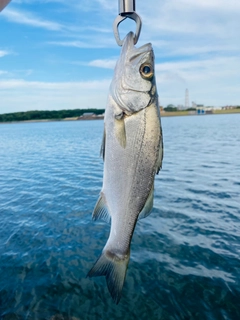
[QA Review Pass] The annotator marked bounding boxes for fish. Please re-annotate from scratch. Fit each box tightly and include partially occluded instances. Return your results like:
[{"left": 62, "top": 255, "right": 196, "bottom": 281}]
[{"left": 87, "top": 31, "right": 163, "bottom": 304}]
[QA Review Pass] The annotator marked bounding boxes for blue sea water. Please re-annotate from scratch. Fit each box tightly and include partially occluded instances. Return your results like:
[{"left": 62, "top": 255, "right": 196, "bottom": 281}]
[{"left": 0, "top": 114, "right": 240, "bottom": 320}]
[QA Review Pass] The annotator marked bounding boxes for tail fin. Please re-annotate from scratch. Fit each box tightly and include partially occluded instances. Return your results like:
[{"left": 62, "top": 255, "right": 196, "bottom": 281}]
[{"left": 87, "top": 251, "right": 129, "bottom": 304}]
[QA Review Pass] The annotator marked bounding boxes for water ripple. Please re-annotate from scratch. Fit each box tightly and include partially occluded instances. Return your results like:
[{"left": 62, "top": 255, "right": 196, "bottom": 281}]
[{"left": 0, "top": 115, "right": 240, "bottom": 319}]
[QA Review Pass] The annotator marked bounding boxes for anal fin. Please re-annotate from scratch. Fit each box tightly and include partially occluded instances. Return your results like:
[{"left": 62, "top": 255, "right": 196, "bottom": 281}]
[
  {"left": 138, "top": 185, "right": 154, "bottom": 220},
  {"left": 92, "top": 193, "right": 111, "bottom": 223}
]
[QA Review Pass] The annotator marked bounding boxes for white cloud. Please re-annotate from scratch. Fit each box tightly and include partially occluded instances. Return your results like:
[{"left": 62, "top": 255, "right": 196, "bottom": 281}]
[
  {"left": 0, "top": 78, "right": 110, "bottom": 90},
  {"left": 137, "top": 0, "right": 240, "bottom": 42},
  {"left": 156, "top": 56, "right": 240, "bottom": 82},
  {"left": 180, "top": 0, "right": 240, "bottom": 11},
  {"left": 1, "top": 0, "right": 239, "bottom": 112},
  {"left": 0, "top": 70, "right": 9, "bottom": 75},
  {"left": 70, "top": 58, "right": 117, "bottom": 69},
  {"left": 167, "top": 45, "right": 239, "bottom": 57},
  {"left": 1, "top": 8, "right": 63, "bottom": 30},
  {"left": 69, "top": 0, "right": 117, "bottom": 13},
  {"left": 95, "top": 0, "right": 117, "bottom": 11},
  {"left": 0, "top": 50, "right": 11, "bottom": 58},
  {"left": 0, "top": 79, "right": 111, "bottom": 113},
  {"left": 48, "top": 40, "right": 105, "bottom": 49},
  {"left": 48, "top": 35, "right": 116, "bottom": 49},
  {"left": 155, "top": 55, "right": 240, "bottom": 107},
  {"left": 88, "top": 59, "right": 116, "bottom": 69}
]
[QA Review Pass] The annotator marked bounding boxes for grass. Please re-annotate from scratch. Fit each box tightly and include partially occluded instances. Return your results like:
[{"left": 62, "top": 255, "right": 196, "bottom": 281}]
[
  {"left": 161, "top": 109, "right": 240, "bottom": 117},
  {"left": 213, "top": 109, "right": 240, "bottom": 114}
]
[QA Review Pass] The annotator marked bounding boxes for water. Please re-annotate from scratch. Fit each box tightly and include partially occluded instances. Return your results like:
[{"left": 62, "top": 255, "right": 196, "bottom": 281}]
[{"left": 0, "top": 114, "right": 240, "bottom": 320}]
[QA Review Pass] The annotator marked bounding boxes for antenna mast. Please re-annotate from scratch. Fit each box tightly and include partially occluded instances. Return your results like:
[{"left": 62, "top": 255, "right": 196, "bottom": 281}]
[{"left": 185, "top": 89, "right": 189, "bottom": 109}]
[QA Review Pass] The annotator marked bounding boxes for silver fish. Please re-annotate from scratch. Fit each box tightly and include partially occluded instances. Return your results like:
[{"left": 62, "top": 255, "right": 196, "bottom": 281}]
[{"left": 87, "top": 32, "right": 163, "bottom": 304}]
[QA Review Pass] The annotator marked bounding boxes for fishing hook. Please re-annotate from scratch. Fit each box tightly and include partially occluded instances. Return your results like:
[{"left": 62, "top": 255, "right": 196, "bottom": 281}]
[{"left": 113, "top": 0, "right": 142, "bottom": 46}]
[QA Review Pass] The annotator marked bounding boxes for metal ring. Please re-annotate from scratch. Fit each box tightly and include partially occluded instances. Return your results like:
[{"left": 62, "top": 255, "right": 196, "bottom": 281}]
[{"left": 113, "top": 12, "right": 142, "bottom": 46}]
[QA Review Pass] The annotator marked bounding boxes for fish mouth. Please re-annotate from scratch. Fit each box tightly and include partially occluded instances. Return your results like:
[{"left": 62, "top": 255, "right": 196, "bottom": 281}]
[
  {"left": 123, "top": 32, "right": 153, "bottom": 61},
  {"left": 129, "top": 43, "right": 153, "bottom": 62},
  {"left": 136, "top": 42, "right": 153, "bottom": 52}
]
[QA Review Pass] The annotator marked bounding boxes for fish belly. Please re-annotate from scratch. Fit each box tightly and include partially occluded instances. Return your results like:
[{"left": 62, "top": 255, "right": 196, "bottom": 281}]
[
  {"left": 87, "top": 98, "right": 161, "bottom": 304},
  {"left": 103, "top": 98, "right": 161, "bottom": 253}
]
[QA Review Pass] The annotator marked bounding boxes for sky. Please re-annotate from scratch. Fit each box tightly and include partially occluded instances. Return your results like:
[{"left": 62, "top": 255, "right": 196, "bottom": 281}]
[{"left": 0, "top": 0, "right": 240, "bottom": 114}]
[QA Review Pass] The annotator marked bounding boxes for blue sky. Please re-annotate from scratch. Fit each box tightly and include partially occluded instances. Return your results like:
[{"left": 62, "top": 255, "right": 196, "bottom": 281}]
[{"left": 0, "top": 0, "right": 239, "bottom": 114}]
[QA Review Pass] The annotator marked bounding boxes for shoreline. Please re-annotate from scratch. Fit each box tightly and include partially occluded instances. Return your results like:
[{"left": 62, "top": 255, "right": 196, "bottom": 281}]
[
  {"left": 161, "top": 108, "right": 240, "bottom": 117},
  {"left": 0, "top": 109, "right": 239, "bottom": 124}
]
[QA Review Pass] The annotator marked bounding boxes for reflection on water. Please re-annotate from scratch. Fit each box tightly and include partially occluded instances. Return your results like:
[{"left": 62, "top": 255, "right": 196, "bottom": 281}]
[{"left": 0, "top": 115, "right": 240, "bottom": 319}]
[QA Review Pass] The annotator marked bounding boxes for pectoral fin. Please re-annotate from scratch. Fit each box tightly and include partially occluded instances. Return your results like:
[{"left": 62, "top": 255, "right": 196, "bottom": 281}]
[
  {"left": 114, "top": 118, "right": 126, "bottom": 148},
  {"left": 92, "top": 193, "right": 111, "bottom": 223},
  {"left": 138, "top": 185, "right": 154, "bottom": 220}
]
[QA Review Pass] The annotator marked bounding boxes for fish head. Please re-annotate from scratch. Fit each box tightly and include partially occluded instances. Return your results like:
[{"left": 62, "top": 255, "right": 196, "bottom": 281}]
[{"left": 111, "top": 32, "right": 157, "bottom": 114}]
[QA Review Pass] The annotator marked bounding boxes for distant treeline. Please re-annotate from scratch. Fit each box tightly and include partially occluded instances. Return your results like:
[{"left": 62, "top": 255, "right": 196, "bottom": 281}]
[
  {"left": 0, "top": 109, "right": 105, "bottom": 122},
  {"left": 164, "top": 106, "right": 196, "bottom": 112}
]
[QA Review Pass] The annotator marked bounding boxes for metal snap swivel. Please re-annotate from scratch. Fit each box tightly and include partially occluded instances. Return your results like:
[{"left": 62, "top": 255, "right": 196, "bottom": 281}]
[{"left": 113, "top": 12, "right": 142, "bottom": 46}]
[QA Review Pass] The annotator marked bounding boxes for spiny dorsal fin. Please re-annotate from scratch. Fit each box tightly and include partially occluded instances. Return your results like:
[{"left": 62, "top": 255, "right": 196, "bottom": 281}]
[
  {"left": 138, "top": 184, "right": 154, "bottom": 220},
  {"left": 92, "top": 193, "right": 111, "bottom": 223}
]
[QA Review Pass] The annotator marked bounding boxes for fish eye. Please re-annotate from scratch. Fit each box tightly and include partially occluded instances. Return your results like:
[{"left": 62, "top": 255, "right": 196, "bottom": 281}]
[{"left": 140, "top": 63, "right": 154, "bottom": 80}]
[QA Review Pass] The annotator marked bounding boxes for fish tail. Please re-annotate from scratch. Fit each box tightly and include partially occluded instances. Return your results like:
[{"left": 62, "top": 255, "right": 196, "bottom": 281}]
[{"left": 87, "top": 250, "right": 129, "bottom": 304}]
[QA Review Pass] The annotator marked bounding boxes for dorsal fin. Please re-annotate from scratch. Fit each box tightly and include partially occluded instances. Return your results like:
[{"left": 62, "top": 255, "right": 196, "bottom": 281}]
[
  {"left": 156, "top": 127, "right": 163, "bottom": 174},
  {"left": 100, "top": 126, "right": 106, "bottom": 161}
]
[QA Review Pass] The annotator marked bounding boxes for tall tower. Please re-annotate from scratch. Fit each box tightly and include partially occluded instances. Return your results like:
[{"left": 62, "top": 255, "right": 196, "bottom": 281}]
[{"left": 185, "top": 88, "right": 189, "bottom": 109}]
